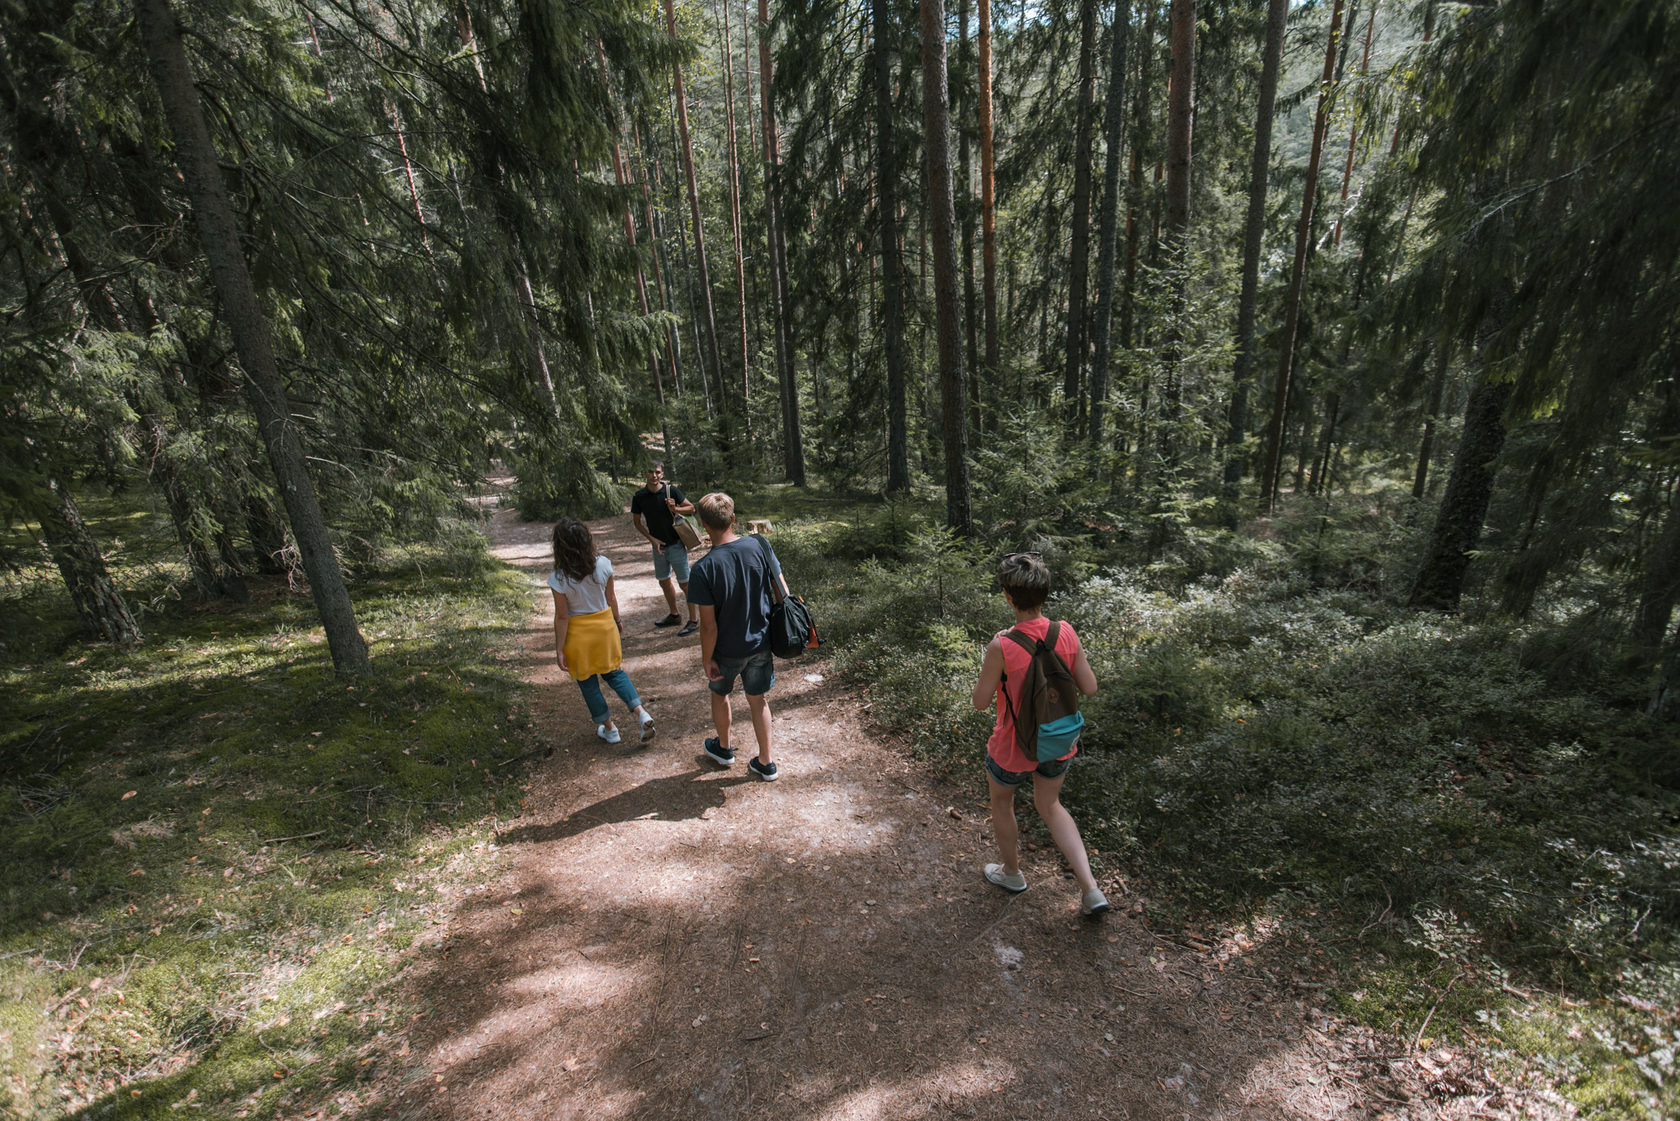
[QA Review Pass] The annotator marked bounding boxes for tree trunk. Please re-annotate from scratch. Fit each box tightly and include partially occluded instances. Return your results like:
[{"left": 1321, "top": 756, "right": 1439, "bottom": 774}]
[
  {"left": 1258, "top": 0, "right": 1345, "bottom": 513},
  {"left": 978, "top": 0, "right": 1000, "bottom": 411},
  {"left": 958, "top": 0, "right": 981, "bottom": 443},
  {"left": 38, "top": 478, "right": 142, "bottom": 645},
  {"left": 136, "top": 0, "right": 370, "bottom": 675},
  {"left": 759, "top": 0, "right": 805, "bottom": 483},
  {"left": 718, "top": 0, "right": 752, "bottom": 426},
  {"left": 1157, "top": 0, "right": 1194, "bottom": 475},
  {"left": 1224, "top": 0, "right": 1287, "bottom": 492},
  {"left": 1636, "top": 471, "right": 1680, "bottom": 662},
  {"left": 921, "top": 0, "right": 974, "bottom": 534},
  {"left": 1061, "top": 0, "right": 1100, "bottom": 435},
  {"left": 1088, "top": 0, "right": 1131, "bottom": 454},
  {"left": 875, "top": 0, "right": 911, "bottom": 492},
  {"left": 1412, "top": 340, "right": 1450, "bottom": 500},
  {"left": 665, "top": 0, "right": 725, "bottom": 404},
  {"left": 1332, "top": 0, "right": 1380, "bottom": 246},
  {"left": 1408, "top": 374, "right": 1512, "bottom": 612}
]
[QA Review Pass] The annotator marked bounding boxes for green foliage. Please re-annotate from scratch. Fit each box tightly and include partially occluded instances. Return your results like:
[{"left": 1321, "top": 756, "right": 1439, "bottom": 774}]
[
  {"left": 794, "top": 495, "right": 1680, "bottom": 1117},
  {"left": 0, "top": 512, "right": 536, "bottom": 1118}
]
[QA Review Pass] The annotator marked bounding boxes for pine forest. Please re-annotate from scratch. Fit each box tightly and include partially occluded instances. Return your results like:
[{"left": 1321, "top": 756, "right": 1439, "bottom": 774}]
[{"left": 2, "top": 0, "right": 1679, "bottom": 1117}]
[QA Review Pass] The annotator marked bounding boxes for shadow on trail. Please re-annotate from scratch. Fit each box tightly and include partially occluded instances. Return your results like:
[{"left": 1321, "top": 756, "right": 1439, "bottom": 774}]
[{"left": 497, "top": 766, "right": 756, "bottom": 846}]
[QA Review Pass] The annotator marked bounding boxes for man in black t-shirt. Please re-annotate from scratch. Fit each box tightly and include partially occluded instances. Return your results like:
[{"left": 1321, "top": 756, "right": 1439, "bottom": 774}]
[{"left": 629, "top": 460, "right": 700, "bottom": 635}]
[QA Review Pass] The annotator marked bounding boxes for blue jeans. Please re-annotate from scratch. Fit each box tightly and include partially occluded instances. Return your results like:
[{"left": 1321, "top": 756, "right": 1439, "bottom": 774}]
[{"left": 577, "top": 668, "right": 641, "bottom": 724}]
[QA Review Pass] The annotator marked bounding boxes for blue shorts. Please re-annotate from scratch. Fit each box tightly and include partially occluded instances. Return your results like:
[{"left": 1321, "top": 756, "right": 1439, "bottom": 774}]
[
  {"left": 708, "top": 649, "right": 775, "bottom": 697},
  {"left": 985, "top": 753, "right": 1073, "bottom": 787},
  {"left": 652, "top": 542, "right": 690, "bottom": 582}
]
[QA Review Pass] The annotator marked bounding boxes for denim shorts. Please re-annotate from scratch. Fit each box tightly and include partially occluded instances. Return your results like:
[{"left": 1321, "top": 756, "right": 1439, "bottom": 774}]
[
  {"left": 985, "top": 752, "right": 1073, "bottom": 787},
  {"left": 708, "top": 648, "right": 775, "bottom": 697},
  {"left": 651, "top": 542, "right": 691, "bottom": 582}
]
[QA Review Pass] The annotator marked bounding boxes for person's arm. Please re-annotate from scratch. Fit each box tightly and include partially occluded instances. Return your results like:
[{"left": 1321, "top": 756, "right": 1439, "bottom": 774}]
[
  {"left": 971, "top": 636, "right": 1005, "bottom": 710},
  {"left": 699, "top": 604, "right": 721, "bottom": 681},
  {"left": 551, "top": 589, "right": 571, "bottom": 674},
  {"left": 605, "top": 574, "right": 624, "bottom": 631},
  {"left": 631, "top": 511, "right": 655, "bottom": 545},
  {"left": 1071, "top": 647, "right": 1098, "bottom": 697},
  {"left": 667, "top": 486, "right": 695, "bottom": 516}
]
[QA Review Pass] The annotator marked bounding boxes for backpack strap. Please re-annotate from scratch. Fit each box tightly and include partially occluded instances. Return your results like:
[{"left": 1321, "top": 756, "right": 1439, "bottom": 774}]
[
  {"left": 752, "top": 532, "right": 785, "bottom": 604},
  {"left": 999, "top": 622, "right": 1059, "bottom": 731}
]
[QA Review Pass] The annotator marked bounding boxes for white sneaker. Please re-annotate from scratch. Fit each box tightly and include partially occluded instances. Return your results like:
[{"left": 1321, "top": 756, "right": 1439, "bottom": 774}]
[
  {"left": 638, "top": 713, "right": 656, "bottom": 743},
  {"left": 596, "top": 724, "right": 621, "bottom": 744}
]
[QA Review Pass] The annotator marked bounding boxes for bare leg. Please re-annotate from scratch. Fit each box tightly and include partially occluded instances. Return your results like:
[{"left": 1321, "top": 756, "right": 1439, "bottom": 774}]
[
  {"left": 679, "top": 579, "right": 697, "bottom": 621},
  {"left": 709, "top": 689, "right": 732, "bottom": 751},
  {"left": 1032, "top": 773, "right": 1099, "bottom": 891},
  {"left": 660, "top": 575, "right": 680, "bottom": 616},
  {"left": 988, "top": 775, "right": 1022, "bottom": 875},
  {"left": 744, "top": 692, "right": 773, "bottom": 763}
]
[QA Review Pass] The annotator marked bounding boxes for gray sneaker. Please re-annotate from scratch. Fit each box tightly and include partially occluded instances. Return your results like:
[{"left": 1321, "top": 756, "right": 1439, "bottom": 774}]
[
  {"left": 983, "top": 863, "right": 1027, "bottom": 893},
  {"left": 1081, "top": 887, "right": 1112, "bottom": 917}
]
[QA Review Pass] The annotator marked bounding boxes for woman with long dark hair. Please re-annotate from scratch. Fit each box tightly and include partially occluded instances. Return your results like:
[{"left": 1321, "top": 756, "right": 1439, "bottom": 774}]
[{"left": 550, "top": 518, "right": 655, "bottom": 744}]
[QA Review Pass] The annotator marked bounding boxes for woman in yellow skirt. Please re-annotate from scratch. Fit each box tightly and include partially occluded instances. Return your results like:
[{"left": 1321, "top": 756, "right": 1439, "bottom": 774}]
[{"left": 550, "top": 518, "right": 655, "bottom": 744}]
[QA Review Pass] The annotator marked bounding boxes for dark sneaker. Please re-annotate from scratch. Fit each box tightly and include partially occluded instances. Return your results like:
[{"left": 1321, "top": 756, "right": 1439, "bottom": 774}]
[
  {"left": 653, "top": 613, "right": 682, "bottom": 628},
  {"left": 702, "top": 736, "right": 734, "bottom": 766},
  {"left": 747, "top": 758, "right": 779, "bottom": 781},
  {"left": 676, "top": 619, "right": 699, "bottom": 637}
]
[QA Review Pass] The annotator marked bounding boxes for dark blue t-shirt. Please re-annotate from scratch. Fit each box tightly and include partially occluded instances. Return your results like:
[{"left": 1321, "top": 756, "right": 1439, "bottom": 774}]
[{"left": 687, "top": 536, "right": 783, "bottom": 658}]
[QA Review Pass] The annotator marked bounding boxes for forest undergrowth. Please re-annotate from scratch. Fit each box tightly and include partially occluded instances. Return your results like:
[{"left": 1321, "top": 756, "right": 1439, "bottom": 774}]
[
  {"left": 2, "top": 477, "right": 1678, "bottom": 1119},
  {"left": 0, "top": 494, "right": 539, "bottom": 1120},
  {"left": 767, "top": 487, "right": 1680, "bottom": 1121}
]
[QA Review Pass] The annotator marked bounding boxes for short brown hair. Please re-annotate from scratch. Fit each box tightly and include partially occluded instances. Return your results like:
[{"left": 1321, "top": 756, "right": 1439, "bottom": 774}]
[
  {"left": 697, "top": 491, "right": 736, "bottom": 531},
  {"left": 998, "top": 552, "right": 1050, "bottom": 609}
]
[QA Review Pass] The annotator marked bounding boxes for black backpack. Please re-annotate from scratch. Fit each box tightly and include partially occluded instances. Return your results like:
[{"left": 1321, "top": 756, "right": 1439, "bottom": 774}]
[
  {"left": 753, "top": 534, "right": 820, "bottom": 658},
  {"left": 1001, "top": 622, "right": 1085, "bottom": 761}
]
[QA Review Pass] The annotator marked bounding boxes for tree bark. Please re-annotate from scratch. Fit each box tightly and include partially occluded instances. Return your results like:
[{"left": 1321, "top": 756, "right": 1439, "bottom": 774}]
[
  {"left": 1412, "top": 339, "right": 1451, "bottom": 500},
  {"left": 1259, "top": 0, "right": 1345, "bottom": 513},
  {"left": 1408, "top": 374, "right": 1512, "bottom": 612},
  {"left": 1332, "top": 0, "right": 1380, "bottom": 246},
  {"left": 875, "top": 0, "right": 911, "bottom": 492},
  {"left": 921, "top": 0, "right": 974, "bottom": 534},
  {"left": 136, "top": 0, "right": 371, "bottom": 675},
  {"left": 1088, "top": 0, "right": 1131, "bottom": 454},
  {"left": 978, "top": 0, "right": 1000, "bottom": 412},
  {"left": 718, "top": 0, "right": 752, "bottom": 425},
  {"left": 1223, "top": 0, "right": 1287, "bottom": 492},
  {"left": 759, "top": 0, "right": 805, "bottom": 483},
  {"left": 35, "top": 479, "right": 141, "bottom": 645},
  {"left": 664, "top": 0, "right": 726, "bottom": 406},
  {"left": 1061, "top": 0, "right": 1101, "bottom": 434}
]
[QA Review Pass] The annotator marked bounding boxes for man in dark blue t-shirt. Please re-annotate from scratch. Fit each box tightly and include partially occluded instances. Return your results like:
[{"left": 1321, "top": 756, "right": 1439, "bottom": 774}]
[{"left": 687, "top": 491, "right": 788, "bottom": 781}]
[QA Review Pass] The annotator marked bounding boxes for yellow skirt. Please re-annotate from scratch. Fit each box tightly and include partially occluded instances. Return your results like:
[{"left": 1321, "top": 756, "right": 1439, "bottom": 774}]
[{"left": 564, "top": 609, "right": 622, "bottom": 681}]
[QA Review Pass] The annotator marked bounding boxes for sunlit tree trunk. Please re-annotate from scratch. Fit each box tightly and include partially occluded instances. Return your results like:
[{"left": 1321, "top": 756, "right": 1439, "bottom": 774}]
[
  {"left": 718, "top": 0, "right": 752, "bottom": 426},
  {"left": 137, "top": 0, "right": 370, "bottom": 675},
  {"left": 665, "top": 0, "right": 725, "bottom": 405},
  {"left": 38, "top": 478, "right": 142, "bottom": 645},
  {"left": 978, "top": 0, "right": 1000, "bottom": 416},
  {"left": 1223, "top": 0, "right": 1287, "bottom": 493},
  {"left": 875, "top": 0, "right": 911, "bottom": 492},
  {"left": 759, "top": 0, "right": 805, "bottom": 483},
  {"left": 1259, "top": 0, "right": 1345, "bottom": 514},
  {"left": 1088, "top": 0, "right": 1130, "bottom": 454},
  {"left": 921, "top": 0, "right": 974, "bottom": 534},
  {"left": 1062, "top": 0, "right": 1100, "bottom": 436},
  {"left": 1332, "top": 0, "right": 1380, "bottom": 247}
]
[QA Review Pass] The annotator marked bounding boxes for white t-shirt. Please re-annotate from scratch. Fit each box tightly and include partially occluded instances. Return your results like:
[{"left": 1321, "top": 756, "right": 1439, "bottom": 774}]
[{"left": 547, "top": 555, "right": 612, "bottom": 616}]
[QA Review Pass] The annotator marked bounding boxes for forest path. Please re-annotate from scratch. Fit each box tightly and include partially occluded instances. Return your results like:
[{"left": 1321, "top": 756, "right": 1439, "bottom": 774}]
[{"left": 378, "top": 486, "right": 1427, "bottom": 1120}]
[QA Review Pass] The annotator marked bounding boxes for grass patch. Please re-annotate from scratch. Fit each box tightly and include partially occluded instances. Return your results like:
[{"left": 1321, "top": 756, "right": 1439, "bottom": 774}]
[{"left": 0, "top": 497, "right": 540, "bottom": 1119}]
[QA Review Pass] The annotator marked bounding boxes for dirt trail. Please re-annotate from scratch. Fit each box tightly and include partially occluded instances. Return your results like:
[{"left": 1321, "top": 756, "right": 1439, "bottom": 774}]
[{"left": 377, "top": 492, "right": 1502, "bottom": 1120}]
